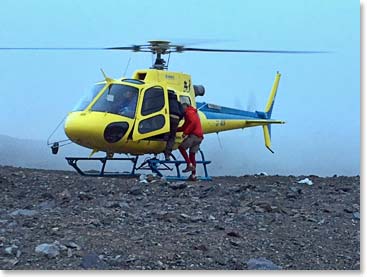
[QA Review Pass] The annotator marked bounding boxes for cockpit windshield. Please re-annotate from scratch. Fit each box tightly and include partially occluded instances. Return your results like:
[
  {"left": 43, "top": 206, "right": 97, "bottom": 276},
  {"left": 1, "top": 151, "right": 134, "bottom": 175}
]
[
  {"left": 91, "top": 84, "right": 139, "bottom": 118},
  {"left": 73, "top": 84, "right": 105, "bottom": 112}
]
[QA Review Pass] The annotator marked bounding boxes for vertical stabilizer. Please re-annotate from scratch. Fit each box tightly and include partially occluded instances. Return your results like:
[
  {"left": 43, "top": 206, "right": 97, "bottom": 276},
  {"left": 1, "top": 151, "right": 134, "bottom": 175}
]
[{"left": 265, "top": 72, "right": 281, "bottom": 118}]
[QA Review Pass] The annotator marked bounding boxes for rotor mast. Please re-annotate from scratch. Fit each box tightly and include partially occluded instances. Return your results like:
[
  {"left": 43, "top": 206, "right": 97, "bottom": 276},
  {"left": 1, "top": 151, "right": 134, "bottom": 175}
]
[{"left": 149, "top": 40, "right": 171, "bottom": 70}]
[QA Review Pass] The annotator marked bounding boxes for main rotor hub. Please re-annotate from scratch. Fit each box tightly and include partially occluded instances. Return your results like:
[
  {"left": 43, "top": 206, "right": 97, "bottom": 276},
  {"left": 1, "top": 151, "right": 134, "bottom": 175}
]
[{"left": 147, "top": 40, "right": 171, "bottom": 54}]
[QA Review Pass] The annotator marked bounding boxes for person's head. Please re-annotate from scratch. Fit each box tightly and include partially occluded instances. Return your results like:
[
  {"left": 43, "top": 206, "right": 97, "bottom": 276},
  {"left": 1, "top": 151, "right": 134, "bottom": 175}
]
[
  {"left": 181, "top": 102, "right": 190, "bottom": 111},
  {"left": 125, "top": 90, "right": 133, "bottom": 100}
]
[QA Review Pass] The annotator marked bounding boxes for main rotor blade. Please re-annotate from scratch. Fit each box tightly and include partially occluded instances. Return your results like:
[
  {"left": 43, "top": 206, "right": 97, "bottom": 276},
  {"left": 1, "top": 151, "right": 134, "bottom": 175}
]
[
  {"left": 0, "top": 47, "right": 136, "bottom": 51},
  {"left": 0, "top": 45, "right": 329, "bottom": 54},
  {"left": 182, "top": 47, "right": 328, "bottom": 54}
]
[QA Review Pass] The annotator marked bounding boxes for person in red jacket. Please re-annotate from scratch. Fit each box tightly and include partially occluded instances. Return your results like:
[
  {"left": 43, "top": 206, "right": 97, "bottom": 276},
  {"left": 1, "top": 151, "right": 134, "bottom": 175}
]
[{"left": 177, "top": 103, "right": 204, "bottom": 181}]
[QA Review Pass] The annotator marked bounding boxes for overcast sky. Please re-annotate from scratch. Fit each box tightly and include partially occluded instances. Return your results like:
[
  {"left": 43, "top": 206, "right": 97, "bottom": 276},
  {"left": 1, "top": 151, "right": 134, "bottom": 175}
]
[{"left": 0, "top": 0, "right": 360, "bottom": 176}]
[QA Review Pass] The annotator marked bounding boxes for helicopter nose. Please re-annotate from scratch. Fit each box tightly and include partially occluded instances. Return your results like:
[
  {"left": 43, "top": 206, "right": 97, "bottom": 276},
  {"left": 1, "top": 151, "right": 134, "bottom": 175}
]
[
  {"left": 64, "top": 113, "right": 96, "bottom": 143},
  {"left": 64, "top": 112, "right": 131, "bottom": 146}
]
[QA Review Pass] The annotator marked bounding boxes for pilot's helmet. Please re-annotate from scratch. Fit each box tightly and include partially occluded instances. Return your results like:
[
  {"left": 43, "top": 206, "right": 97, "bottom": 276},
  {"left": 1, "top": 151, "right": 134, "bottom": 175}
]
[{"left": 125, "top": 90, "right": 133, "bottom": 98}]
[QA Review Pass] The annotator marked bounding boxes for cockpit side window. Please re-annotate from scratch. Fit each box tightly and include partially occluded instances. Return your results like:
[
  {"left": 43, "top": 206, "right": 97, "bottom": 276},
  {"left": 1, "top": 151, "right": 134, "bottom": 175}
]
[
  {"left": 141, "top": 87, "right": 165, "bottom": 116},
  {"left": 91, "top": 84, "right": 139, "bottom": 118},
  {"left": 73, "top": 84, "right": 105, "bottom": 112}
]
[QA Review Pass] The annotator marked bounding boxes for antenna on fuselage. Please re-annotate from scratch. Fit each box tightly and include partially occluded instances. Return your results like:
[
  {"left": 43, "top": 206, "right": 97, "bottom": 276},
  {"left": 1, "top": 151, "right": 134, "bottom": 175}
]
[
  {"left": 100, "top": 68, "right": 112, "bottom": 83},
  {"left": 123, "top": 57, "right": 131, "bottom": 77}
]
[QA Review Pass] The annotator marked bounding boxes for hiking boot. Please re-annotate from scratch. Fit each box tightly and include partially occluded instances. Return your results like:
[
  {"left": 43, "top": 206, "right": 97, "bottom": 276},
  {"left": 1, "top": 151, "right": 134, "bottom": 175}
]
[
  {"left": 182, "top": 164, "right": 195, "bottom": 173},
  {"left": 187, "top": 174, "right": 198, "bottom": 181}
]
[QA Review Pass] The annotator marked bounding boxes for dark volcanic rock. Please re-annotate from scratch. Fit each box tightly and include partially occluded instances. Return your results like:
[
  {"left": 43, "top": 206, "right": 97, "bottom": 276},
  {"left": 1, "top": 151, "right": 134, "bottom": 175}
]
[
  {"left": 169, "top": 182, "right": 187, "bottom": 190},
  {"left": 80, "top": 252, "right": 108, "bottom": 269},
  {"left": 129, "top": 186, "right": 143, "bottom": 195},
  {"left": 226, "top": 231, "right": 242, "bottom": 238},
  {"left": 9, "top": 209, "right": 38, "bottom": 217},
  {"left": 0, "top": 166, "right": 360, "bottom": 270},
  {"left": 35, "top": 243, "right": 60, "bottom": 258},
  {"left": 247, "top": 257, "right": 282, "bottom": 270}
]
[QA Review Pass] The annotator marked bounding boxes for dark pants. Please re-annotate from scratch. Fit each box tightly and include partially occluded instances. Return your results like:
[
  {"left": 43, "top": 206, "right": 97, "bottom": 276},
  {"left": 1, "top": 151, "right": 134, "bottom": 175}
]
[{"left": 164, "top": 116, "right": 180, "bottom": 156}]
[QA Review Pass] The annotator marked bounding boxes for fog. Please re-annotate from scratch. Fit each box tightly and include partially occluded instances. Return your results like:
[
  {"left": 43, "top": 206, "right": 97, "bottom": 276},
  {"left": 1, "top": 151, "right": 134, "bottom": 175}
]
[{"left": 0, "top": 0, "right": 360, "bottom": 176}]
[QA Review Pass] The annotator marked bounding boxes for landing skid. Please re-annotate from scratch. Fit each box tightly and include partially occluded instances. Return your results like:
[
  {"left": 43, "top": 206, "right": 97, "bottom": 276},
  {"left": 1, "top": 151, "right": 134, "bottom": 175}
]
[
  {"left": 65, "top": 156, "right": 139, "bottom": 177},
  {"left": 65, "top": 150, "right": 212, "bottom": 181}
]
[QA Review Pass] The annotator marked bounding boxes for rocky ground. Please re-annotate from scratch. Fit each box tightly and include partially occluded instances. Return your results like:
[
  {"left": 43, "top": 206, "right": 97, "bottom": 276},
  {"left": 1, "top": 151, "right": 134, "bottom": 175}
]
[{"left": 0, "top": 165, "right": 360, "bottom": 270}]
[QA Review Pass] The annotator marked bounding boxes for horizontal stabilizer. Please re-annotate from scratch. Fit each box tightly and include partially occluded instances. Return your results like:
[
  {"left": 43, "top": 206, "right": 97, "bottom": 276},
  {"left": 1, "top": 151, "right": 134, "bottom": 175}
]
[{"left": 246, "top": 119, "right": 285, "bottom": 125}]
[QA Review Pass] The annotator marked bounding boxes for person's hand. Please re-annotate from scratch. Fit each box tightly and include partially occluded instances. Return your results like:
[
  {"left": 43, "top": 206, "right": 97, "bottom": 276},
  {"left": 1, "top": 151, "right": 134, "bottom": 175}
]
[{"left": 119, "top": 107, "right": 128, "bottom": 114}]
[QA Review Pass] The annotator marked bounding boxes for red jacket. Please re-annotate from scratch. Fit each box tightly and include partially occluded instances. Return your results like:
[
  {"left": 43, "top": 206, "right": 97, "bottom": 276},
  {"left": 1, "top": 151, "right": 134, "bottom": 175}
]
[{"left": 177, "top": 106, "right": 204, "bottom": 139}]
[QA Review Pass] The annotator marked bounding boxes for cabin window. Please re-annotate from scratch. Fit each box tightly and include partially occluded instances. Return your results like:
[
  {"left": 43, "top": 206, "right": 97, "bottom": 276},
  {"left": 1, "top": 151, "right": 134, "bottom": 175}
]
[
  {"left": 138, "top": 115, "right": 165, "bottom": 134},
  {"left": 141, "top": 86, "right": 165, "bottom": 116},
  {"left": 121, "top": 78, "right": 145, "bottom": 84},
  {"left": 73, "top": 84, "right": 105, "bottom": 111},
  {"left": 91, "top": 84, "right": 139, "bottom": 118}
]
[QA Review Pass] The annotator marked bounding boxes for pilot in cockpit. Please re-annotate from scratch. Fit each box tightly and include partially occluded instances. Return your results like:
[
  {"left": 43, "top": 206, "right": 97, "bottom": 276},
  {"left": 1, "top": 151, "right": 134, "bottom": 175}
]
[{"left": 119, "top": 90, "right": 137, "bottom": 118}]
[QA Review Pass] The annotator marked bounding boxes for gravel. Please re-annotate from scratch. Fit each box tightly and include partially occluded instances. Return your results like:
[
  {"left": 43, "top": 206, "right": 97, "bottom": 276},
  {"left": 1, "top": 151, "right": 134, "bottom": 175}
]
[{"left": 0, "top": 165, "right": 360, "bottom": 270}]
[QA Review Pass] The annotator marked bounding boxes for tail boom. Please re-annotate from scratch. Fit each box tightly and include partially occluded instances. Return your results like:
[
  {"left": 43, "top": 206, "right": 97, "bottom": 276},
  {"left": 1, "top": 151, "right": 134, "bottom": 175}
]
[
  {"left": 198, "top": 115, "right": 284, "bottom": 135},
  {"left": 196, "top": 71, "right": 284, "bottom": 152}
]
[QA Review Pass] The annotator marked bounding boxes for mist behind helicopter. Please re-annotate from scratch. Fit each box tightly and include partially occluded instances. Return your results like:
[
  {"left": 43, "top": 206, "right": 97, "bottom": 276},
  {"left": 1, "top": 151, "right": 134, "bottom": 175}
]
[{"left": 0, "top": 0, "right": 360, "bottom": 176}]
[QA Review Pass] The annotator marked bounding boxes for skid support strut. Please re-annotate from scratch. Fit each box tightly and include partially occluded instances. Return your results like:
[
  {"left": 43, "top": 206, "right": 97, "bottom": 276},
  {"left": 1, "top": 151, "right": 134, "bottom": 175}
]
[
  {"left": 136, "top": 150, "right": 212, "bottom": 181},
  {"left": 65, "top": 156, "right": 139, "bottom": 177}
]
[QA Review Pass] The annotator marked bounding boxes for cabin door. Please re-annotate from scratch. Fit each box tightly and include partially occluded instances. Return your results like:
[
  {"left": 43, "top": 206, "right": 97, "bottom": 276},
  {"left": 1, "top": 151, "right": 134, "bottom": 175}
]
[{"left": 132, "top": 86, "right": 170, "bottom": 141}]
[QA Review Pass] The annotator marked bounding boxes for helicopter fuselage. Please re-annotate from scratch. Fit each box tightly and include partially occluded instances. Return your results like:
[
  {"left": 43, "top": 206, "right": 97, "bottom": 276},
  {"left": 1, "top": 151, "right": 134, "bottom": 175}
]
[{"left": 64, "top": 69, "right": 284, "bottom": 156}]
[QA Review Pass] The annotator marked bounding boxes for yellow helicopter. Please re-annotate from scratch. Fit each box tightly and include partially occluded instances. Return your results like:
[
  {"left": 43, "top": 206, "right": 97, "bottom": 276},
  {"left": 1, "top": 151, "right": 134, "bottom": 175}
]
[{"left": 2, "top": 40, "right": 321, "bottom": 180}]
